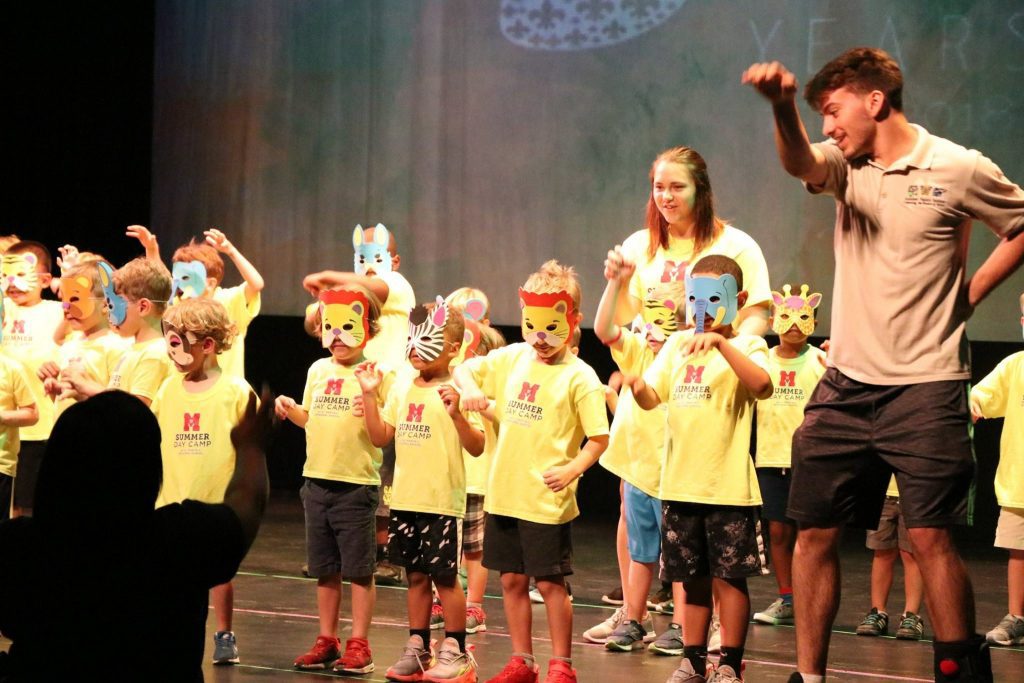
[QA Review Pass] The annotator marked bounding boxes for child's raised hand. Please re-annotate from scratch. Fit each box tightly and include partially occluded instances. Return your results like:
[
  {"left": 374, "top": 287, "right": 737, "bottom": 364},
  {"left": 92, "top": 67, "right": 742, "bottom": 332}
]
[
  {"left": 274, "top": 395, "right": 296, "bottom": 420},
  {"left": 354, "top": 361, "right": 382, "bottom": 394},
  {"left": 126, "top": 224, "right": 158, "bottom": 250},
  {"left": 56, "top": 245, "right": 81, "bottom": 276},
  {"left": 204, "top": 228, "right": 234, "bottom": 254},
  {"left": 438, "top": 384, "right": 461, "bottom": 416},
  {"left": 542, "top": 462, "right": 581, "bottom": 492},
  {"left": 682, "top": 332, "right": 724, "bottom": 356}
]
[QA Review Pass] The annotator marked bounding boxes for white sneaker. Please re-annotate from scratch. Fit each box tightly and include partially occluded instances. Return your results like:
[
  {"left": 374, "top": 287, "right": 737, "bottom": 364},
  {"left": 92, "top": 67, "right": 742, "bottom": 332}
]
[{"left": 583, "top": 605, "right": 627, "bottom": 643}]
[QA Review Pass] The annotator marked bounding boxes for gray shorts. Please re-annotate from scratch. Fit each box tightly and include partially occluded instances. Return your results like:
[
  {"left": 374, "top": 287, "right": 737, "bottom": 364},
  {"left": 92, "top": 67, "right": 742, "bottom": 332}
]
[
  {"left": 301, "top": 478, "right": 378, "bottom": 578},
  {"left": 789, "top": 369, "right": 973, "bottom": 529},
  {"left": 865, "top": 497, "right": 911, "bottom": 553}
]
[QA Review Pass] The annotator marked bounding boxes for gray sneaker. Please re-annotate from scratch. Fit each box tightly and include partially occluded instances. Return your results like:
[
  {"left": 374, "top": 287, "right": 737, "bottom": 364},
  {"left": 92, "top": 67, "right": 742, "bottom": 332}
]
[
  {"left": 986, "top": 613, "right": 1024, "bottom": 646},
  {"left": 856, "top": 608, "right": 889, "bottom": 636},
  {"left": 895, "top": 611, "right": 924, "bottom": 640},
  {"left": 753, "top": 597, "right": 794, "bottom": 625},
  {"left": 649, "top": 622, "right": 684, "bottom": 656},
  {"left": 583, "top": 604, "right": 627, "bottom": 643},
  {"left": 422, "top": 637, "right": 476, "bottom": 681},
  {"left": 666, "top": 658, "right": 706, "bottom": 683},
  {"left": 385, "top": 635, "right": 434, "bottom": 680},
  {"left": 212, "top": 631, "right": 239, "bottom": 665},
  {"left": 707, "top": 664, "right": 742, "bottom": 682},
  {"left": 606, "top": 619, "right": 648, "bottom": 652}
]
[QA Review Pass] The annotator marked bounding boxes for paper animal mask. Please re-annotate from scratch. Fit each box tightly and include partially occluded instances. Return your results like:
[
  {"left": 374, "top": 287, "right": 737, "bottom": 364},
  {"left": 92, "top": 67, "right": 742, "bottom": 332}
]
[
  {"left": 407, "top": 296, "right": 450, "bottom": 363},
  {"left": 771, "top": 284, "right": 822, "bottom": 336},
  {"left": 642, "top": 286, "right": 683, "bottom": 342},
  {"left": 353, "top": 223, "right": 392, "bottom": 276},
  {"left": 519, "top": 289, "right": 576, "bottom": 350},
  {"left": 319, "top": 289, "right": 371, "bottom": 350},
  {"left": 452, "top": 298, "right": 487, "bottom": 366},
  {"left": 2, "top": 253, "right": 40, "bottom": 293},
  {"left": 61, "top": 274, "right": 97, "bottom": 320},
  {"left": 162, "top": 320, "right": 200, "bottom": 367},
  {"left": 172, "top": 261, "right": 208, "bottom": 300},
  {"left": 685, "top": 273, "right": 738, "bottom": 334},
  {"left": 97, "top": 261, "right": 128, "bottom": 327}
]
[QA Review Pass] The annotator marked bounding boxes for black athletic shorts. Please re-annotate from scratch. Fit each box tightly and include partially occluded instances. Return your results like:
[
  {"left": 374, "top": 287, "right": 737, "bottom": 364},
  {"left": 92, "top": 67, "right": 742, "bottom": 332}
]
[{"left": 788, "top": 368, "right": 973, "bottom": 529}]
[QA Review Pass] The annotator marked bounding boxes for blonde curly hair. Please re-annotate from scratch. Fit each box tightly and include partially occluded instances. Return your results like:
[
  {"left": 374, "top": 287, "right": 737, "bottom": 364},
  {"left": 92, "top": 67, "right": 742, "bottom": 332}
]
[{"left": 163, "top": 298, "right": 237, "bottom": 353}]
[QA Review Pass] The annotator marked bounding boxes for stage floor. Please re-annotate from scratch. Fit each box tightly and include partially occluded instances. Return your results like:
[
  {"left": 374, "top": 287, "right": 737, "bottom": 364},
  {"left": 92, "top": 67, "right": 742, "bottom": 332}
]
[{"left": 3, "top": 494, "right": 1021, "bottom": 681}]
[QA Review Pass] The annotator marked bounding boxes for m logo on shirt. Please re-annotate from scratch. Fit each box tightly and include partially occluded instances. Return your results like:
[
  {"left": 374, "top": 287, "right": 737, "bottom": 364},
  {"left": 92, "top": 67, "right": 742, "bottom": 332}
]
[
  {"left": 660, "top": 260, "right": 688, "bottom": 283},
  {"left": 683, "top": 365, "right": 705, "bottom": 384},
  {"left": 183, "top": 413, "right": 201, "bottom": 431},
  {"left": 406, "top": 403, "right": 425, "bottom": 422},
  {"left": 11, "top": 320, "right": 25, "bottom": 334},
  {"left": 324, "top": 379, "right": 344, "bottom": 395},
  {"left": 779, "top": 371, "right": 796, "bottom": 388},
  {"left": 518, "top": 383, "right": 540, "bottom": 402}
]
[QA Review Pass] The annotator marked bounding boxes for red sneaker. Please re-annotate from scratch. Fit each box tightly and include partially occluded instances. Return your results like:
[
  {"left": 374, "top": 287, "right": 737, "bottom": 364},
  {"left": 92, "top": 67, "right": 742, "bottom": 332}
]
[
  {"left": 543, "top": 659, "right": 577, "bottom": 683},
  {"left": 485, "top": 656, "right": 539, "bottom": 683},
  {"left": 466, "top": 604, "right": 487, "bottom": 634},
  {"left": 333, "top": 637, "right": 375, "bottom": 674},
  {"left": 294, "top": 635, "right": 341, "bottom": 670}
]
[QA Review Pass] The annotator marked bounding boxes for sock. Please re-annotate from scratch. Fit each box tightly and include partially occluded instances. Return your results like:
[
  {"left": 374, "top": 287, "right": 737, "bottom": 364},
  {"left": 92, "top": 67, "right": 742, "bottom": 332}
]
[
  {"left": 410, "top": 628, "right": 430, "bottom": 648},
  {"left": 780, "top": 588, "right": 794, "bottom": 605},
  {"left": 934, "top": 636, "right": 992, "bottom": 681},
  {"left": 683, "top": 645, "right": 708, "bottom": 674},
  {"left": 799, "top": 675, "right": 824, "bottom": 683},
  {"left": 513, "top": 652, "right": 536, "bottom": 669},
  {"left": 719, "top": 646, "right": 744, "bottom": 672},
  {"left": 550, "top": 656, "right": 573, "bottom": 667},
  {"left": 445, "top": 630, "right": 467, "bottom": 652},
  {"left": 468, "top": 601, "right": 483, "bottom": 609}
]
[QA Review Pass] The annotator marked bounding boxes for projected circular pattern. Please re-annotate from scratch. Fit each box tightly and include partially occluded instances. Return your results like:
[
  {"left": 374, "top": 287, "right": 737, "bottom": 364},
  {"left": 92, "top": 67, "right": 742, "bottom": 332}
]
[{"left": 500, "top": 0, "right": 686, "bottom": 50}]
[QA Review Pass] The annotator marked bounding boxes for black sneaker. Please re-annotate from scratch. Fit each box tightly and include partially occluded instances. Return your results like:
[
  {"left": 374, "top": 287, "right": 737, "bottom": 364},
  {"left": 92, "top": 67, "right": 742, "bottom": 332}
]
[{"left": 605, "top": 619, "right": 648, "bottom": 652}]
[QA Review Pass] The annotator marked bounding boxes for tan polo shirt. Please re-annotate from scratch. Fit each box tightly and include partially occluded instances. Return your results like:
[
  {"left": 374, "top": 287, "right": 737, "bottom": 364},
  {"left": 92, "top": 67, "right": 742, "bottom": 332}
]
[{"left": 809, "top": 125, "right": 1024, "bottom": 385}]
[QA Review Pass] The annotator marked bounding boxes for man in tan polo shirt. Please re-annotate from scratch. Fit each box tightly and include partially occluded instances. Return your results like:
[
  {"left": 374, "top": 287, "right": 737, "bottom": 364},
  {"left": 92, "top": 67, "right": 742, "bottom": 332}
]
[{"left": 744, "top": 48, "right": 1024, "bottom": 683}]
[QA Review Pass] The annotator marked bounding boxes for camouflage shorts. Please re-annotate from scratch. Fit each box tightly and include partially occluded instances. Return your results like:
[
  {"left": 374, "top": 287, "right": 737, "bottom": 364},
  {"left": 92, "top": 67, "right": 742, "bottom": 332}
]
[{"left": 660, "top": 501, "right": 769, "bottom": 581}]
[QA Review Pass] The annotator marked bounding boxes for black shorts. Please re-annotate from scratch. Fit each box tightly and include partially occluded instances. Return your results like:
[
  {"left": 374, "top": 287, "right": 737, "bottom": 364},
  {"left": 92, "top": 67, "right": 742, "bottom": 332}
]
[
  {"left": 301, "top": 478, "right": 378, "bottom": 578},
  {"left": 660, "top": 501, "right": 768, "bottom": 581},
  {"left": 482, "top": 514, "right": 573, "bottom": 578},
  {"left": 756, "top": 468, "right": 794, "bottom": 523},
  {"left": 387, "top": 510, "right": 462, "bottom": 578},
  {"left": 0, "top": 472, "right": 12, "bottom": 522},
  {"left": 12, "top": 440, "right": 46, "bottom": 510},
  {"left": 789, "top": 368, "right": 973, "bottom": 529}
]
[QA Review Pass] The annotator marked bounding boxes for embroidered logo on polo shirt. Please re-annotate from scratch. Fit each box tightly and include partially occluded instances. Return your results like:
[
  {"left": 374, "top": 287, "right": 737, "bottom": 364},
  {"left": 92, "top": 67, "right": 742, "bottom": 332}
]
[{"left": 905, "top": 184, "right": 948, "bottom": 207}]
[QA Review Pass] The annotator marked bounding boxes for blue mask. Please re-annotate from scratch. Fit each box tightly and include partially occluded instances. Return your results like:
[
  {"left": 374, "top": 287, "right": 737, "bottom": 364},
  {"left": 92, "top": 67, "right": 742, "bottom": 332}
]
[
  {"left": 685, "top": 273, "right": 738, "bottom": 334},
  {"left": 172, "top": 261, "right": 207, "bottom": 300},
  {"left": 97, "top": 261, "right": 128, "bottom": 327},
  {"left": 353, "top": 223, "right": 392, "bottom": 276}
]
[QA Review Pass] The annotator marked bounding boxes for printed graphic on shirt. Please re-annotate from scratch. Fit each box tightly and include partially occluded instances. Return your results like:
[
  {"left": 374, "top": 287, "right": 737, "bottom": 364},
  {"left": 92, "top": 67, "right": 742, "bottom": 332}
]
[
  {"left": 310, "top": 377, "right": 354, "bottom": 415},
  {"left": 175, "top": 411, "right": 214, "bottom": 452},
  {"left": 672, "top": 364, "right": 711, "bottom": 404},
  {"left": 505, "top": 381, "right": 545, "bottom": 425}
]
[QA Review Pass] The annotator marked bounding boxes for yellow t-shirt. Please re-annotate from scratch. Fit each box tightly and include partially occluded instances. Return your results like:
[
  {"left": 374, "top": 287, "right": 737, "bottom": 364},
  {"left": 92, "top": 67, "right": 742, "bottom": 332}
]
[
  {"left": 301, "top": 357, "right": 394, "bottom": 485},
  {"left": 464, "top": 411, "right": 496, "bottom": 496},
  {"left": 152, "top": 372, "right": 254, "bottom": 506},
  {"left": 365, "top": 271, "right": 416, "bottom": 368},
  {"left": 971, "top": 351, "right": 1024, "bottom": 507},
  {"left": 755, "top": 345, "right": 827, "bottom": 468},
  {"left": 213, "top": 284, "right": 261, "bottom": 380},
  {"left": 465, "top": 343, "right": 609, "bottom": 524},
  {"left": 644, "top": 331, "right": 769, "bottom": 506},
  {"left": 885, "top": 475, "right": 900, "bottom": 498},
  {"left": 622, "top": 226, "right": 772, "bottom": 311},
  {"left": 1, "top": 300, "right": 63, "bottom": 441},
  {"left": 108, "top": 337, "right": 173, "bottom": 402},
  {"left": 55, "top": 332, "right": 130, "bottom": 417},
  {"left": 383, "top": 379, "right": 467, "bottom": 517},
  {"left": 0, "top": 353, "right": 37, "bottom": 477},
  {"left": 599, "top": 330, "right": 666, "bottom": 498}
]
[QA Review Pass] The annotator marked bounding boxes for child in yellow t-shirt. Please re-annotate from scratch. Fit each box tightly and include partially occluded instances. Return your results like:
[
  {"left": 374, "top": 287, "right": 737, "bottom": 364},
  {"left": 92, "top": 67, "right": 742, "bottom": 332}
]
[
  {"left": 0, "top": 301, "right": 40, "bottom": 520},
  {"left": 970, "top": 294, "right": 1024, "bottom": 647},
  {"left": 443, "top": 286, "right": 501, "bottom": 635},
  {"left": 584, "top": 250, "right": 686, "bottom": 651},
  {"left": 359, "top": 298, "right": 484, "bottom": 681},
  {"left": 151, "top": 298, "right": 254, "bottom": 665},
  {"left": 454, "top": 260, "right": 610, "bottom": 683},
  {"left": 138, "top": 227, "right": 263, "bottom": 380},
  {"left": 278, "top": 286, "right": 393, "bottom": 675},
  {"left": 61, "top": 258, "right": 173, "bottom": 407},
  {"left": 1, "top": 241, "right": 63, "bottom": 516},
  {"left": 751, "top": 284, "right": 826, "bottom": 628},
  {"left": 39, "top": 260, "right": 129, "bottom": 417},
  {"left": 629, "top": 254, "right": 772, "bottom": 682}
]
